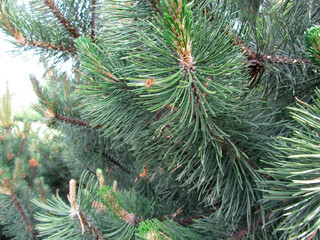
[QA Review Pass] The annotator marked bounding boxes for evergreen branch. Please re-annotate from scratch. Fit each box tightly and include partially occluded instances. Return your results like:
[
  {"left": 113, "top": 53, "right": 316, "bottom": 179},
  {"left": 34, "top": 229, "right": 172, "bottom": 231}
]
[
  {"left": 174, "top": 208, "right": 217, "bottom": 226},
  {"left": 0, "top": 4, "right": 76, "bottom": 54},
  {"left": 22, "top": 39, "right": 77, "bottom": 53},
  {"left": 54, "top": 114, "right": 102, "bottom": 129},
  {"left": 99, "top": 185, "right": 138, "bottom": 225},
  {"left": 239, "top": 43, "right": 310, "bottom": 81},
  {"left": 233, "top": 213, "right": 271, "bottom": 240},
  {"left": 79, "top": 210, "right": 105, "bottom": 240},
  {"left": 68, "top": 179, "right": 105, "bottom": 239},
  {"left": 43, "top": 0, "right": 80, "bottom": 39},
  {"left": 102, "top": 152, "right": 132, "bottom": 174},
  {"left": 7, "top": 179, "right": 36, "bottom": 239},
  {"left": 150, "top": 0, "right": 161, "bottom": 14},
  {"left": 52, "top": 114, "right": 132, "bottom": 174},
  {"left": 17, "top": 137, "right": 26, "bottom": 157},
  {"left": 91, "top": 0, "right": 96, "bottom": 40}
]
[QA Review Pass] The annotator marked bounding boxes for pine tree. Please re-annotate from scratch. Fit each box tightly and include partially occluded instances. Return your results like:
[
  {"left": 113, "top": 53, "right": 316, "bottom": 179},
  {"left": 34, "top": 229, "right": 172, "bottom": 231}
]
[{"left": 0, "top": 0, "right": 320, "bottom": 239}]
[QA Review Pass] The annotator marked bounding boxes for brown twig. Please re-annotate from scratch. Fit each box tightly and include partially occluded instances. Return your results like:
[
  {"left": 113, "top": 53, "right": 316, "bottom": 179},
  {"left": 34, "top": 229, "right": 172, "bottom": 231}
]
[
  {"left": 23, "top": 39, "right": 77, "bottom": 54},
  {"left": 44, "top": 0, "right": 80, "bottom": 38},
  {"left": 233, "top": 213, "right": 271, "bottom": 240},
  {"left": 54, "top": 114, "right": 102, "bottom": 129},
  {"left": 17, "top": 137, "right": 26, "bottom": 157},
  {"left": 91, "top": 0, "right": 96, "bottom": 40},
  {"left": 102, "top": 152, "right": 132, "bottom": 174},
  {"left": 79, "top": 210, "right": 106, "bottom": 240},
  {"left": 150, "top": 0, "right": 161, "bottom": 14},
  {"left": 7, "top": 179, "right": 36, "bottom": 239},
  {"left": 52, "top": 114, "right": 132, "bottom": 174},
  {"left": 0, "top": 2, "right": 77, "bottom": 54}
]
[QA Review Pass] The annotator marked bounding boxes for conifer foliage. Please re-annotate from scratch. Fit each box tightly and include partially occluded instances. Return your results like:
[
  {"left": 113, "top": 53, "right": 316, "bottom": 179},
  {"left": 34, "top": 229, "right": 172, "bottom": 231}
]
[{"left": 0, "top": 0, "right": 320, "bottom": 239}]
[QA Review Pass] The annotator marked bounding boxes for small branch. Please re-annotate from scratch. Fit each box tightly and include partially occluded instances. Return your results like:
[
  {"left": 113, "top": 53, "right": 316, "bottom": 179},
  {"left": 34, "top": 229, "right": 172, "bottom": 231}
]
[
  {"left": 0, "top": 3, "right": 76, "bottom": 54},
  {"left": 79, "top": 210, "right": 106, "bottom": 240},
  {"left": 17, "top": 137, "right": 26, "bottom": 157},
  {"left": 53, "top": 114, "right": 131, "bottom": 174},
  {"left": 102, "top": 152, "right": 132, "bottom": 174},
  {"left": 7, "top": 179, "right": 36, "bottom": 239},
  {"left": 30, "top": 167, "right": 35, "bottom": 188},
  {"left": 239, "top": 43, "right": 310, "bottom": 83},
  {"left": 44, "top": 0, "right": 80, "bottom": 38},
  {"left": 174, "top": 208, "right": 217, "bottom": 226},
  {"left": 54, "top": 114, "right": 102, "bottom": 129},
  {"left": 150, "top": 0, "right": 161, "bottom": 14},
  {"left": 23, "top": 39, "right": 77, "bottom": 54},
  {"left": 91, "top": 0, "right": 96, "bottom": 40},
  {"left": 233, "top": 213, "right": 271, "bottom": 240}
]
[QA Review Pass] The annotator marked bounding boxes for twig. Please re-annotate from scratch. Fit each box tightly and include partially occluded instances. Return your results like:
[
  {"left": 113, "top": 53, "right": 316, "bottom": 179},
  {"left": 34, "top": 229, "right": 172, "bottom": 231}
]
[
  {"left": 44, "top": 0, "right": 80, "bottom": 38},
  {"left": 17, "top": 137, "right": 26, "bottom": 157},
  {"left": 102, "top": 152, "right": 132, "bottom": 174},
  {"left": 79, "top": 210, "right": 106, "bottom": 240},
  {"left": 54, "top": 114, "right": 102, "bottom": 129},
  {"left": 150, "top": 0, "right": 161, "bottom": 14},
  {"left": 7, "top": 179, "right": 36, "bottom": 239},
  {"left": 91, "top": 0, "right": 96, "bottom": 40}
]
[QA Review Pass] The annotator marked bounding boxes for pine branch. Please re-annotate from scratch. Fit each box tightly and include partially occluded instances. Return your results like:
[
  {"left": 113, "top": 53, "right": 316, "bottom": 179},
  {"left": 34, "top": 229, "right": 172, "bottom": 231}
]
[
  {"left": 102, "top": 152, "right": 132, "bottom": 174},
  {"left": 17, "top": 137, "right": 26, "bottom": 157},
  {"left": 7, "top": 179, "right": 36, "bottom": 239},
  {"left": 0, "top": 4, "right": 76, "bottom": 54},
  {"left": 79, "top": 210, "right": 105, "bottom": 240},
  {"left": 150, "top": 0, "right": 161, "bottom": 14},
  {"left": 239, "top": 43, "right": 310, "bottom": 82},
  {"left": 43, "top": 0, "right": 80, "bottom": 39},
  {"left": 53, "top": 114, "right": 132, "bottom": 174},
  {"left": 233, "top": 213, "right": 271, "bottom": 240},
  {"left": 54, "top": 114, "right": 102, "bottom": 129},
  {"left": 91, "top": 0, "right": 96, "bottom": 40},
  {"left": 24, "top": 40, "right": 77, "bottom": 54}
]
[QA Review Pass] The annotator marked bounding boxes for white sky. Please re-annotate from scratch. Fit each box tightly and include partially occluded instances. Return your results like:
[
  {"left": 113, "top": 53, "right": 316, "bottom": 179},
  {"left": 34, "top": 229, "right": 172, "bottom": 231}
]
[{"left": 0, "top": 31, "right": 44, "bottom": 112}]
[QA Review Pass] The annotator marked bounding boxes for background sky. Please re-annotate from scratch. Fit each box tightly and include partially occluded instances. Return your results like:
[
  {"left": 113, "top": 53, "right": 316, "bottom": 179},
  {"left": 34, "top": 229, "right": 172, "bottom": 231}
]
[{"left": 0, "top": 31, "right": 44, "bottom": 112}]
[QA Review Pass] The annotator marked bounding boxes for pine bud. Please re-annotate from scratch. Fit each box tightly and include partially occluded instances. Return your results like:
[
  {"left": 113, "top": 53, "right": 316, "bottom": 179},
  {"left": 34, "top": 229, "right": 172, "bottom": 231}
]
[
  {"left": 96, "top": 168, "right": 105, "bottom": 187},
  {"left": 113, "top": 181, "right": 117, "bottom": 194},
  {"left": 29, "top": 158, "right": 38, "bottom": 168},
  {"left": 139, "top": 166, "right": 149, "bottom": 178},
  {"left": 7, "top": 153, "right": 13, "bottom": 160},
  {"left": 145, "top": 78, "right": 155, "bottom": 88},
  {"left": 69, "top": 179, "right": 77, "bottom": 210}
]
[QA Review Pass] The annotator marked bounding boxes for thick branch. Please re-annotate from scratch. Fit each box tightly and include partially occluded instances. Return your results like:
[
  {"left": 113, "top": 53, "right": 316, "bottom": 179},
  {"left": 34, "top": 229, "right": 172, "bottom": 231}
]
[{"left": 44, "top": 0, "right": 80, "bottom": 38}]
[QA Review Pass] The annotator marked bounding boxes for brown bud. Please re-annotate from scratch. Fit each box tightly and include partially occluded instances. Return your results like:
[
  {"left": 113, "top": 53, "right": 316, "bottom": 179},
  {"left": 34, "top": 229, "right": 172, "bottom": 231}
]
[
  {"left": 7, "top": 153, "right": 13, "bottom": 160},
  {"left": 139, "top": 166, "right": 149, "bottom": 178},
  {"left": 84, "top": 145, "right": 89, "bottom": 152},
  {"left": 29, "top": 158, "right": 38, "bottom": 168},
  {"left": 145, "top": 78, "right": 155, "bottom": 88}
]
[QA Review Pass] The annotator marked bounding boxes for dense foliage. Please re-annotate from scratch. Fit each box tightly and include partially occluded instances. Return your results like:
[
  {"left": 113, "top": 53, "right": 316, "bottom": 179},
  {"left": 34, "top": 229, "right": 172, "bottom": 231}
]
[{"left": 0, "top": 0, "right": 320, "bottom": 239}]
